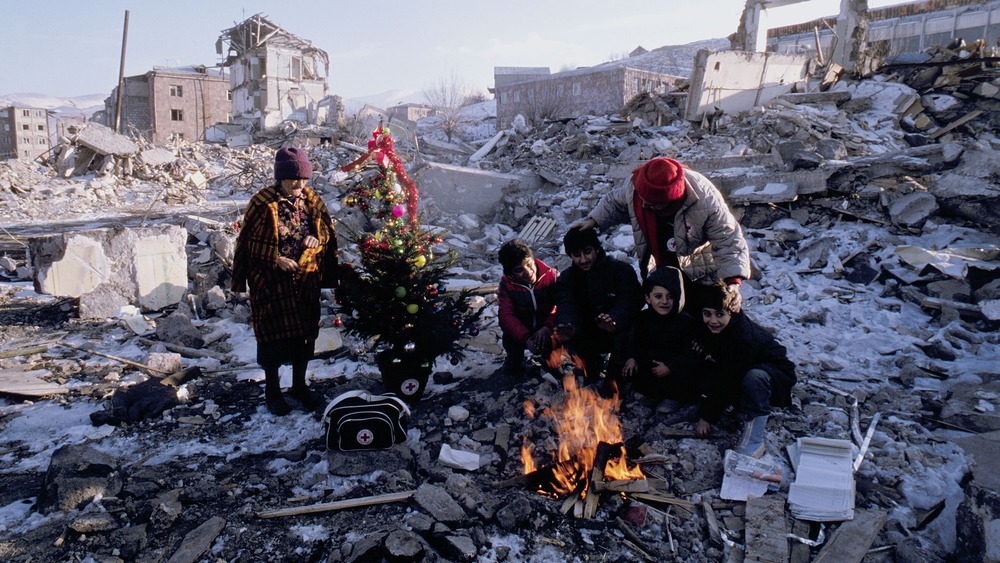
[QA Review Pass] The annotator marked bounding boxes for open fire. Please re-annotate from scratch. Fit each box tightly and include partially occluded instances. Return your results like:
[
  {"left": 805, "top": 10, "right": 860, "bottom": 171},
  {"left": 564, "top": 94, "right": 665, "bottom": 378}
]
[{"left": 520, "top": 343, "right": 645, "bottom": 502}]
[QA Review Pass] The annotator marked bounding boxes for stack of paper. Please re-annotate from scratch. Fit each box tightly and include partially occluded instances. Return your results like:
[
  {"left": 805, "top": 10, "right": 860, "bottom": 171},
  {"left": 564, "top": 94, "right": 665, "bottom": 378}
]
[{"left": 787, "top": 437, "right": 855, "bottom": 521}]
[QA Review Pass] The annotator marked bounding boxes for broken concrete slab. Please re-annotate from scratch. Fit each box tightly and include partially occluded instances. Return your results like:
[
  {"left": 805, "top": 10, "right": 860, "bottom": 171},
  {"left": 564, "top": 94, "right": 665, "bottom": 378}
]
[
  {"left": 30, "top": 234, "right": 111, "bottom": 298},
  {"left": 0, "top": 369, "right": 68, "bottom": 397},
  {"left": 29, "top": 224, "right": 189, "bottom": 316},
  {"left": 414, "top": 162, "right": 538, "bottom": 216},
  {"left": 140, "top": 148, "right": 176, "bottom": 167},
  {"left": 685, "top": 50, "right": 813, "bottom": 121},
  {"left": 74, "top": 123, "right": 140, "bottom": 156},
  {"left": 729, "top": 182, "right": 798, "bottom": 205},
  {"left": 778, "top": 91, "right": 852, "bottom": 106},
  {"left": 941, "top": 382, "right": 1000, "bottom": 433},
  {"left": 888, "top": 191, "right": 939, "bottom": 228}
]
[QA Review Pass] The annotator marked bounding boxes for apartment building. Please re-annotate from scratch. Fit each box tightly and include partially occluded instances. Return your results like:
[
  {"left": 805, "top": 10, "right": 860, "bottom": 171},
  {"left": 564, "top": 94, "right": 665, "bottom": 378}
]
[
  {"left": 104, "top": 66, "right": 230, "bottom": 144},
  {"left": 0, "top": 106, "right": 51, "bottom": 160}
]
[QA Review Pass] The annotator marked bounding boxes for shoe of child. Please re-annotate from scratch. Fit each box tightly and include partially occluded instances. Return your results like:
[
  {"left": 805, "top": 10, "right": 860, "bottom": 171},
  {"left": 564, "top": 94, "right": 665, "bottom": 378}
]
[
  {"left": 656, "top": 399, "right": 682, "bottom": 414},
  {"left": 734, "top": 415, "right": 768, "bottom": 458},
  {"left": 502, "top": 357, "right": 526, "bottom": 378}
]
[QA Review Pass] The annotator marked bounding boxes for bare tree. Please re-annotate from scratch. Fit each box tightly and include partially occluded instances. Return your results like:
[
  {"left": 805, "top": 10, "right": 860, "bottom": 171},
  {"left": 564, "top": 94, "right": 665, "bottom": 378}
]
[{"left": 423, "top": 73, "right": 473, "bottom": 143}]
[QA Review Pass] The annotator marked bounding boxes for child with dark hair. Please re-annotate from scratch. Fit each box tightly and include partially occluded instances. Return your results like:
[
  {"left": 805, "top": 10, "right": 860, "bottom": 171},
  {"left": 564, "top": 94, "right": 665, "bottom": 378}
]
[
  {"left": 693, "top": 282, "right": 796, "bottom": 458},
  {"left": 622, "top": 266, "right": 699, "bottom": 408},
  {"left": 554, "top": 227, "right": 642, "bottom": 387},
  {"left": 497, "top": 239, "right": 559, "bottom": 376}
]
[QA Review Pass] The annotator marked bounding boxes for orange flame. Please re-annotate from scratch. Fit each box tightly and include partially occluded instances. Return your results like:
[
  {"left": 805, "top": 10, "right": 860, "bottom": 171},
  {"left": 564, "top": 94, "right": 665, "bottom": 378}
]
[{"left": 520, "top": 365, "right": 645, "bottom": 495}]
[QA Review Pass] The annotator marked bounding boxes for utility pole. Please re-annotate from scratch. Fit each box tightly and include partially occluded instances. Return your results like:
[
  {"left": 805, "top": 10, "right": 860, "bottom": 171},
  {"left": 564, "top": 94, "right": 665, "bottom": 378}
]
[{"left": 114, "top": 10, "right": 130, "bottom": 133}]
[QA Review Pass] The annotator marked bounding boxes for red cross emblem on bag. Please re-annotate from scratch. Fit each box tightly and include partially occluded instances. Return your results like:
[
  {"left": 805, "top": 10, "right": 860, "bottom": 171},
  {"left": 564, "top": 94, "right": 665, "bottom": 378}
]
[{"left": 356, "top": 429, "right": 374, "bottom": 446}]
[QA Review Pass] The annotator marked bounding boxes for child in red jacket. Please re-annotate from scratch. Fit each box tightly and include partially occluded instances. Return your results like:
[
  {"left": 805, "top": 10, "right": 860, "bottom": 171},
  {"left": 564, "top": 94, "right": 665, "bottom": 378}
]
[{"left": 497, "top": 239, "right": 559, "bottom": 376}]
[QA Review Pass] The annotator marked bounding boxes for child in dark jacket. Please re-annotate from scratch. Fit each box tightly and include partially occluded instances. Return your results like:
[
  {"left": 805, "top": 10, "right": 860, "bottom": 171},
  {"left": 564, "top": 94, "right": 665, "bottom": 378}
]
[
  {"left": 554, "top": 227, "right": 642, "bottom": 386},
  {"left": 497, "top": 239, "right": 559, "bottom": 376},
  {"left": 622, "top": 266, "right": 699, "bottom": 405},
  {"left": 693, "top": 282, "right": 796, "bottom": 458}
]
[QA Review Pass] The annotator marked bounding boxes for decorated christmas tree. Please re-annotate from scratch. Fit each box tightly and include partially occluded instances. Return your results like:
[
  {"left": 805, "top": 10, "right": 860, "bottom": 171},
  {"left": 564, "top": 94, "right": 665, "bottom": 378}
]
[{"left": 337, "top": 126, "right": 482, "bottom": 400}]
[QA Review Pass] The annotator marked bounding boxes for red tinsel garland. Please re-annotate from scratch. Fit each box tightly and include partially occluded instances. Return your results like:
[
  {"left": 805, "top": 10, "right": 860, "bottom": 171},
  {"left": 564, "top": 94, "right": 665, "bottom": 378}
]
[{"left": 340, "top": 128, "right": 420, "bottom": 227}]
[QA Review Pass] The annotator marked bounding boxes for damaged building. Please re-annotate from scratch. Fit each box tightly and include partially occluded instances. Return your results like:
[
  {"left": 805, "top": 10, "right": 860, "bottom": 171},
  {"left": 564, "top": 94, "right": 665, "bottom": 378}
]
[
  {"left": 493, "top": 46, "right": 691, "bottom": 129},
  {"left": 770, "top": 0, "right": 1000, "bottom": 58},
  {"left": 217, "top": 13, "right": 333, "bottom": 132},
  {"left": 101, "top": 66, "right": 231, "bottom": 144},
  {"left": 0, "top": 105, "right": 51, "bottom": 160}
]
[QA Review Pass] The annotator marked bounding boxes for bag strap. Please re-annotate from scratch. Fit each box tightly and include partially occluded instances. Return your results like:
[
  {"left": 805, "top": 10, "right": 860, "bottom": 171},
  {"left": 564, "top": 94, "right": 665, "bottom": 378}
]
[{"left": 324, "top": 389, "right": 411, "bottom": 418}]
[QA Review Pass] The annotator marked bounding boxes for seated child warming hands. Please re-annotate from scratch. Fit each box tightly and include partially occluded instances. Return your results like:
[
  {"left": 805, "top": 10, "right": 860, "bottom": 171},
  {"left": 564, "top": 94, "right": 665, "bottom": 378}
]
[
  {"left": 693, "top": 282, "right": 796, "bottom": 458},
  {"left": 622, "top": 266, "right": 699, "bottom": 407},
  {"left": 497, "top": 239, "right": 558, "bottom": 376}
]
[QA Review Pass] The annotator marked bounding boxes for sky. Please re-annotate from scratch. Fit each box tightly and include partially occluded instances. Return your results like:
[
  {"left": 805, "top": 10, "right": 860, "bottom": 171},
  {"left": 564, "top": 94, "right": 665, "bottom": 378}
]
[{"left": 2, "top": 0, "right": 899, "bottom": 100}]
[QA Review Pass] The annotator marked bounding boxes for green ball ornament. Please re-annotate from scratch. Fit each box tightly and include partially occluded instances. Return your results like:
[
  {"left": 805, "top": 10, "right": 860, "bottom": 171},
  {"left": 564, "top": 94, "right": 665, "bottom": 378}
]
[
  {"left": 395, "top": 286, "right": 407, "bottom": 298},
  {"left": 406, "top": 304, "right": 419, "bottom": 314}
]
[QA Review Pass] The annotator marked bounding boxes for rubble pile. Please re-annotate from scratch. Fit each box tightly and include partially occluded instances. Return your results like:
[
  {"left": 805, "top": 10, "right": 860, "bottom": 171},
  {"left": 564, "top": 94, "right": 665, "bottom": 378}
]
[{"left": 0, "top": 51, "right": 999, "bottom": 562}]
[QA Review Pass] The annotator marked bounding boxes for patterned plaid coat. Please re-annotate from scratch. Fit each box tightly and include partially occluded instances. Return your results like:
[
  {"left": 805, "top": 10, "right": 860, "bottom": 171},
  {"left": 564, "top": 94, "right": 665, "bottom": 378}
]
[{"left": 232, "top": 185, "right": 336, "bottom": 344}]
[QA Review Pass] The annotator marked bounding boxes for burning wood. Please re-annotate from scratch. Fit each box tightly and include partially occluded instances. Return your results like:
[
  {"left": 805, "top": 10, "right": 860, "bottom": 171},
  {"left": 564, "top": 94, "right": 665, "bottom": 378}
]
[{"left": 520, "top": 370, "right": 645, "bottom": 513}]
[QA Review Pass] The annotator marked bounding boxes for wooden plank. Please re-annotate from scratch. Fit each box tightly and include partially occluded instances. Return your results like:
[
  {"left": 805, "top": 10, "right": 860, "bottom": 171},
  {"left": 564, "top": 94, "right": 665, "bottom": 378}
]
[
  {"left": 745, "top": 495, "right": 789, "bottom": 563},
  {"left": 257, "top": 490, "right": 415, "bottom": 518},
  {"left": 701, "top": 498, "right": 723, "bottom": 547},
  {"left": 928, "top": 109, "right": 984, "bottom": 139},
  {"left": 0, "top": 369, "right": 68, "bottom": 397},
  {"left": 813, "top": 508, "right": 887, "bottom": 563},
  {"left": 0, "top": 345, "right": 48, "bottom": 360}
]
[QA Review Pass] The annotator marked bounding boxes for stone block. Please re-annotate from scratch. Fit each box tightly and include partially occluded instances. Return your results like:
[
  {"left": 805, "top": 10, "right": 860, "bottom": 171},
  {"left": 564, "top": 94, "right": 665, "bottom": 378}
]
[
  {"left": 30, "top": 224, "right": 188, "bottom": 316},
  {"left": 31, "top": 233, "right": 110, "bottom": 297}
]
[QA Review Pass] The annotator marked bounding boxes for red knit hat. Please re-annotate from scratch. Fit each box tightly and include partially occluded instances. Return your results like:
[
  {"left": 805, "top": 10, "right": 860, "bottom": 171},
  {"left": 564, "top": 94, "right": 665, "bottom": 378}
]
[
  {"left": 632, "top": 158, "right": 686, "bottom": 204},
  {"left": 274, "top": 147, "right": 313, "bottom": 181}
]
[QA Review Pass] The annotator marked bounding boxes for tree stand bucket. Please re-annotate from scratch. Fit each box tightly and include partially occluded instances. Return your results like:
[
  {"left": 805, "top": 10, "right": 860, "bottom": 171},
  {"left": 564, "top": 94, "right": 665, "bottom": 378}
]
[{"left": 377, "top": 353, "right": 432, "bottom": 404}]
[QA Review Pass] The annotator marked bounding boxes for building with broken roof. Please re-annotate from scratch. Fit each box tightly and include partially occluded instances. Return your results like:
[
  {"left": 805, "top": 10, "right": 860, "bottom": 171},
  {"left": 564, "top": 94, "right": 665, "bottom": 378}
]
[
  {"left": 493, "top": 48, "right": 698, "bottom": 130},
  {"left": 769, "top": 0, "right": 1000, "bottom": 58},
  {"left": 0, "top": 106, "right": 51, "bottom": 161},
  {"left": 217, "top": 13, "right": 330, "bottom": 132},
  {"left": 103, "top": 66, "right": 231, "bottom": 144}
]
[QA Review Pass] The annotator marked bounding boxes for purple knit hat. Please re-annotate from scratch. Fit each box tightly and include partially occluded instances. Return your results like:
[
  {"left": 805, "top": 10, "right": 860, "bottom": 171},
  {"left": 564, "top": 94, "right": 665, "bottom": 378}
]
[{"left": 274, "top": 147, "right": 313, "bottom": 181}]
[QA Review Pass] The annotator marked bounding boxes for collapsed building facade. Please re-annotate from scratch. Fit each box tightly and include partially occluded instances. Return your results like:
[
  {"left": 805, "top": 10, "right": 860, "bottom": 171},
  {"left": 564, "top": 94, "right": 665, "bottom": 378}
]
[{"left": 216, "top": 13, "right": 335, "bottom": 132}]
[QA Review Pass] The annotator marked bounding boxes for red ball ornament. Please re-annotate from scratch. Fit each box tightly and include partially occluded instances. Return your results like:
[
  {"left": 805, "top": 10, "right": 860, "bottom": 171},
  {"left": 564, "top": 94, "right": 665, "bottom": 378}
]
[
  {"left": 333, "top": 315, "right": 343, "bottom": 327},
  {"left": 450, "top": 356, "right": 460, "bottom": 365}
]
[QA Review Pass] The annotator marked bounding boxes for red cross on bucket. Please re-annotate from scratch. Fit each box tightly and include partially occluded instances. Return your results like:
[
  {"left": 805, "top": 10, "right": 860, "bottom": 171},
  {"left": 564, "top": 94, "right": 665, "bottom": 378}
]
[{"left": 402, "top": 378, "right": 419, "bottom": 395}]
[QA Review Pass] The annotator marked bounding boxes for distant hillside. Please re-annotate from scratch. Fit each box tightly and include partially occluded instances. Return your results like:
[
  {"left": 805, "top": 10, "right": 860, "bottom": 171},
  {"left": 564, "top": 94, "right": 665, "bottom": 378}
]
[
  {"left": 622, "top": 37, "right": 732, "bottom": 77},
  {"left": 0, "top": 93, "right": 105, "bottom": 118}
]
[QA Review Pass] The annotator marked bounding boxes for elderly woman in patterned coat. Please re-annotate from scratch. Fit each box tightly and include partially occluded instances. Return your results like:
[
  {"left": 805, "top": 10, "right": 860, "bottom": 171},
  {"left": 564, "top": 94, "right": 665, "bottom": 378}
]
[{"left": 232, "top": 147, "right": 336, "bottom": 415}]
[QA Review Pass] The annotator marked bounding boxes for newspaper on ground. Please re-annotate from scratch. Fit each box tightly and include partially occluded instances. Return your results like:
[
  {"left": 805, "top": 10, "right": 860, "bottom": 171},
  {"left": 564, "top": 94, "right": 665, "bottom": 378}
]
[{"left": 719, "top": 449, "right": 784, "bottom": 501}]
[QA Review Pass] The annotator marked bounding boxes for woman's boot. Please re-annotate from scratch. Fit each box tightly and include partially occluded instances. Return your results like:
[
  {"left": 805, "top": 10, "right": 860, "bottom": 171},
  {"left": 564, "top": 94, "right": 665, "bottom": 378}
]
[
  {"left": 264, "top": 367, "right": 290, "bottom": 416},
  {"left": 289, "top": 360, "right": 324, "bottom": 411}
]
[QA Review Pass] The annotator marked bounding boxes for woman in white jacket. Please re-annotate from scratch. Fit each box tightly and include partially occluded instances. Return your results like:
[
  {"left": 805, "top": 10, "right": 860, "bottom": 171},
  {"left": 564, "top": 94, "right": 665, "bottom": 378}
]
[{"left": 575, "top": 157, "right": 751, "bottom": 309}]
